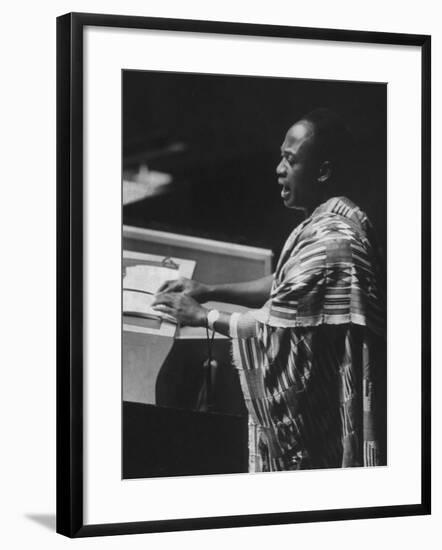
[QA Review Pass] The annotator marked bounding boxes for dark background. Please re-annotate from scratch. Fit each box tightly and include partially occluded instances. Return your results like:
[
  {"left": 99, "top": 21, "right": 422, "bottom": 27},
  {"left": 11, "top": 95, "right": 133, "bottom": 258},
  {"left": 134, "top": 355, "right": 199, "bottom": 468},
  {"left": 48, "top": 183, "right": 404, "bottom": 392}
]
[{"left": 123, "top": 70, "right": 387, "bottom": 265}]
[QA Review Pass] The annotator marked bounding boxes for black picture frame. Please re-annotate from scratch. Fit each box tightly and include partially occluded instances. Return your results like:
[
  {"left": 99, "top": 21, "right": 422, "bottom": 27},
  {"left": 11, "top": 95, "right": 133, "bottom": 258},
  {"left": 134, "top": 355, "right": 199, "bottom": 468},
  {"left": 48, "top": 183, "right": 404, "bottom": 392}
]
[{"left": 56, "top": 12, "right": 431, "bottom": 538}]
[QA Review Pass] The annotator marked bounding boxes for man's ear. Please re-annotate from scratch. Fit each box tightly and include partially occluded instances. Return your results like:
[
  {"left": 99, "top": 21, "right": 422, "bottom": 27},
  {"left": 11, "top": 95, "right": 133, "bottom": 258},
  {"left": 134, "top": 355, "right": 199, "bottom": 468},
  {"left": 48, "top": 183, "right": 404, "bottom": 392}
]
[{"left": 317, "top": 160, "right": 332, "bottom": 184}]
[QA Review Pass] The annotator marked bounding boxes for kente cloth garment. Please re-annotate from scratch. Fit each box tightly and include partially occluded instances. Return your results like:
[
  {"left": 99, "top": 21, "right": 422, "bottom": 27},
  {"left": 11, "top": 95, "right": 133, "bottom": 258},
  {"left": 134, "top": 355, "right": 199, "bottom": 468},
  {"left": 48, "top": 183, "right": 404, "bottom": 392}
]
[{"left": 231, "top": 196, "right": 387, "bottom": 471}]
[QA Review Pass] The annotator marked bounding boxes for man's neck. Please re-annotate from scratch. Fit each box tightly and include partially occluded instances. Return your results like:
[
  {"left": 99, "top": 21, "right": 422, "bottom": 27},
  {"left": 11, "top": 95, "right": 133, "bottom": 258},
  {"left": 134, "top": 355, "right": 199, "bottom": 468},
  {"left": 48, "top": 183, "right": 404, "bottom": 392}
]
[{"left": 304, "top": 193, "right": 333, "bottom": 217}]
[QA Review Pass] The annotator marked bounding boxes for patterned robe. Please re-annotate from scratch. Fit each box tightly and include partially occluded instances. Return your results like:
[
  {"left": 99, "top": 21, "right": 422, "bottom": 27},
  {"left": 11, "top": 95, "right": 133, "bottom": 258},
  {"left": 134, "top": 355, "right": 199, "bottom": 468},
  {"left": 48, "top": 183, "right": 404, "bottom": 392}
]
[{"left": 231, "top": 197, "right": 387, "bottom": 471}]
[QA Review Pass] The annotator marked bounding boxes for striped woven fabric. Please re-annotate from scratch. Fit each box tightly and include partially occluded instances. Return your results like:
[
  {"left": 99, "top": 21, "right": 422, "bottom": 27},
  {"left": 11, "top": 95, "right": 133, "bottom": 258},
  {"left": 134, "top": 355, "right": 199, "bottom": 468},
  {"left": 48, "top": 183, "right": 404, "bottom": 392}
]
[{"left": 232, "top": 197, "right": 387, "bottom": 471}]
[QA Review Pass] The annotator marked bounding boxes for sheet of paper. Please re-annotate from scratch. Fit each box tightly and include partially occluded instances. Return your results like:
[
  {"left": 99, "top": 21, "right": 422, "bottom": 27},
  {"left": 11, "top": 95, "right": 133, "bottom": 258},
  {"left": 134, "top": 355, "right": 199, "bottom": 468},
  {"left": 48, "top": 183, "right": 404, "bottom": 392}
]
[
  {"left": 123, "top": 290, "right": 176, "bottom": 323},
  {"left": 123, "top": 289, "right": 156, "bottom": 316},
  {"left": 123, "top": 264, "right": 179, "bottom": 295}
]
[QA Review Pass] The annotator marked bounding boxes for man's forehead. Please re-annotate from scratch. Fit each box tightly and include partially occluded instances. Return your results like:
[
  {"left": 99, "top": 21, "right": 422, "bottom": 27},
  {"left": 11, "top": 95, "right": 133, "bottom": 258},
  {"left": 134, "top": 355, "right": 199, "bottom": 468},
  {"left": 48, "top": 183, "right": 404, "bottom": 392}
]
[{"left": 282, "top": 120, "right": 315, "bottom": 150}]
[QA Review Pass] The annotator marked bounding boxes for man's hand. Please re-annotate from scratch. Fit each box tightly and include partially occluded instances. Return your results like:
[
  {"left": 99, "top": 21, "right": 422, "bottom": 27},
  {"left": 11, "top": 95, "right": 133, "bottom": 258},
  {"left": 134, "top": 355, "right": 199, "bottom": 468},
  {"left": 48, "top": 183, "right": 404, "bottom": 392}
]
[
  {"left": 152, "top": 292, "right": 207, "bottom": 326},
  {"left": 157, "top": 277, "right": 211, "bottom": 303}
]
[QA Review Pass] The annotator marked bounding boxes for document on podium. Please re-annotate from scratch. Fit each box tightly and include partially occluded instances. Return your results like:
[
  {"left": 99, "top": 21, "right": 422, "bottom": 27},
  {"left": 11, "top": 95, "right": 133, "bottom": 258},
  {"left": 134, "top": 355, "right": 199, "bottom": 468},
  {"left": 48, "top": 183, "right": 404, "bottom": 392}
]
[{"left": 123, "top": 264, "right": 179, "bottom": 322}]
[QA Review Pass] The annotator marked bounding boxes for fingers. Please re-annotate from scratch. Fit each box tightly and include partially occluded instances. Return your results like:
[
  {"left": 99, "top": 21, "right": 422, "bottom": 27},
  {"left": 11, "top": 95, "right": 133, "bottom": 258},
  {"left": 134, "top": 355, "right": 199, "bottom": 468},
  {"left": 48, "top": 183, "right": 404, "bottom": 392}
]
[
  {"left": 158, "top": 277, "right": 187, "bottom": 293},
  {"left": 157, "top": 279, "right": 178, "bottom": 293},
  {"left": 152, "top": 293, "right": 173, "bottom": 306},
  {"left": 152, "top": 303, "right": 174, "bottom": 314},
  {"left": 152, "top": 303, "right": 177, "bottom": 322}
]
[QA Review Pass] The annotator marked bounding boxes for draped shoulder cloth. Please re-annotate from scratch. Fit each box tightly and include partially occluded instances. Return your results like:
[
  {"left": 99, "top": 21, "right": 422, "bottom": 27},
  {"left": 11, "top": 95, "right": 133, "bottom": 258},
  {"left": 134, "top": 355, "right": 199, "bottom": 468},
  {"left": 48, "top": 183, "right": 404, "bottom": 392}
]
[{"left": 232, "top": 197, "right": 387, "bottom": 471}]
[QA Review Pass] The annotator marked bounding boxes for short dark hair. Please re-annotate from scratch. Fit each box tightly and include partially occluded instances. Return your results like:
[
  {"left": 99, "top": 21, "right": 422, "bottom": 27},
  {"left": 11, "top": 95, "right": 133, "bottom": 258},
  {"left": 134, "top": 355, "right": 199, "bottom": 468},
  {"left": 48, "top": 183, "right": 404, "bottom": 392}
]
[{"left": 300, "top": 108, "right": 354, "bottom": 185}]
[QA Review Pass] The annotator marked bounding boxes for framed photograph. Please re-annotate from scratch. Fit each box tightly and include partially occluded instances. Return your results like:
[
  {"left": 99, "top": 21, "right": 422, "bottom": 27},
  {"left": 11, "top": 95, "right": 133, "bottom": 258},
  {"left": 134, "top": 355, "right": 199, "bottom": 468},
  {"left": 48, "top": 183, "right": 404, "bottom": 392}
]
[{"left": 57, "top": 12, "right": 431, "bottom": 537}]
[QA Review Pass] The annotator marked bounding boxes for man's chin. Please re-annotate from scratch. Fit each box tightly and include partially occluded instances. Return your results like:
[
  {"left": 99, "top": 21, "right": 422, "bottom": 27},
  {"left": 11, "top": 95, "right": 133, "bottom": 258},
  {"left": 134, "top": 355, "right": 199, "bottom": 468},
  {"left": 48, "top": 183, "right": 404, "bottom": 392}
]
[
  {"left": 284, "top": 200, "right": 309, "bottom": 217},
  {"left": 284, "top": 199, "right": 303, "bottom": 211}
]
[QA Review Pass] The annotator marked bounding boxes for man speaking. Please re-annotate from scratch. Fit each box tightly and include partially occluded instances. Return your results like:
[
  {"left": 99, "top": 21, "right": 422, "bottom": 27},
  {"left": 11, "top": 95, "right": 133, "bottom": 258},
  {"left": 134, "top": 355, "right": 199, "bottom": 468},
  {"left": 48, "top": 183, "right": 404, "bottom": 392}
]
[{"left": 153, "top": 108, "right": 387, "bottom": 472}]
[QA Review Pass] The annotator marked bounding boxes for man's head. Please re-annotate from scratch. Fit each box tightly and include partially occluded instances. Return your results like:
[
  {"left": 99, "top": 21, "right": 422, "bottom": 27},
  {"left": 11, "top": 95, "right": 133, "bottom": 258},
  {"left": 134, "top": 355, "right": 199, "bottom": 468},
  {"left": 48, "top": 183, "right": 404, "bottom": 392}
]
[{"left": 276, "top": 108, "right": 353, "bottom": 213}]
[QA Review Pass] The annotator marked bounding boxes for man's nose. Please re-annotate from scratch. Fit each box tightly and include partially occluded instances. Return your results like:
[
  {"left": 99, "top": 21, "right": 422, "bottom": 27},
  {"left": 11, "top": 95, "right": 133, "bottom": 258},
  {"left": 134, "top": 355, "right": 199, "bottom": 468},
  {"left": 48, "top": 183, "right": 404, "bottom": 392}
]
[{"left": 276, "top": 159, "right": 286, "bottom": 177}]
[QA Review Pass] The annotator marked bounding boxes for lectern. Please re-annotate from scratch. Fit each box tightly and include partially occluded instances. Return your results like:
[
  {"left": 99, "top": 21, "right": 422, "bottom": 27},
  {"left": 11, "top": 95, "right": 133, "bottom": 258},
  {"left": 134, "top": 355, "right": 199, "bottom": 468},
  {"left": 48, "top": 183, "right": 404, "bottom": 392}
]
[{"left": 122, "top": 227, "right": 272, "bottom": 478}]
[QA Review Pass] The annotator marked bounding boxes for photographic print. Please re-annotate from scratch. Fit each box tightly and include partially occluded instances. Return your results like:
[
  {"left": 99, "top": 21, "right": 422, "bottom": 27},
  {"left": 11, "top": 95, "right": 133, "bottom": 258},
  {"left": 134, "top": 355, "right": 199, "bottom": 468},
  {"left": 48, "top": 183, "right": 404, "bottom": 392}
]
[
  {"left": 121, "top": 70, "right": 387, "bottom": 479},
  {"left": 57, "top": 13, "right": 430, "bottom": 536}
]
